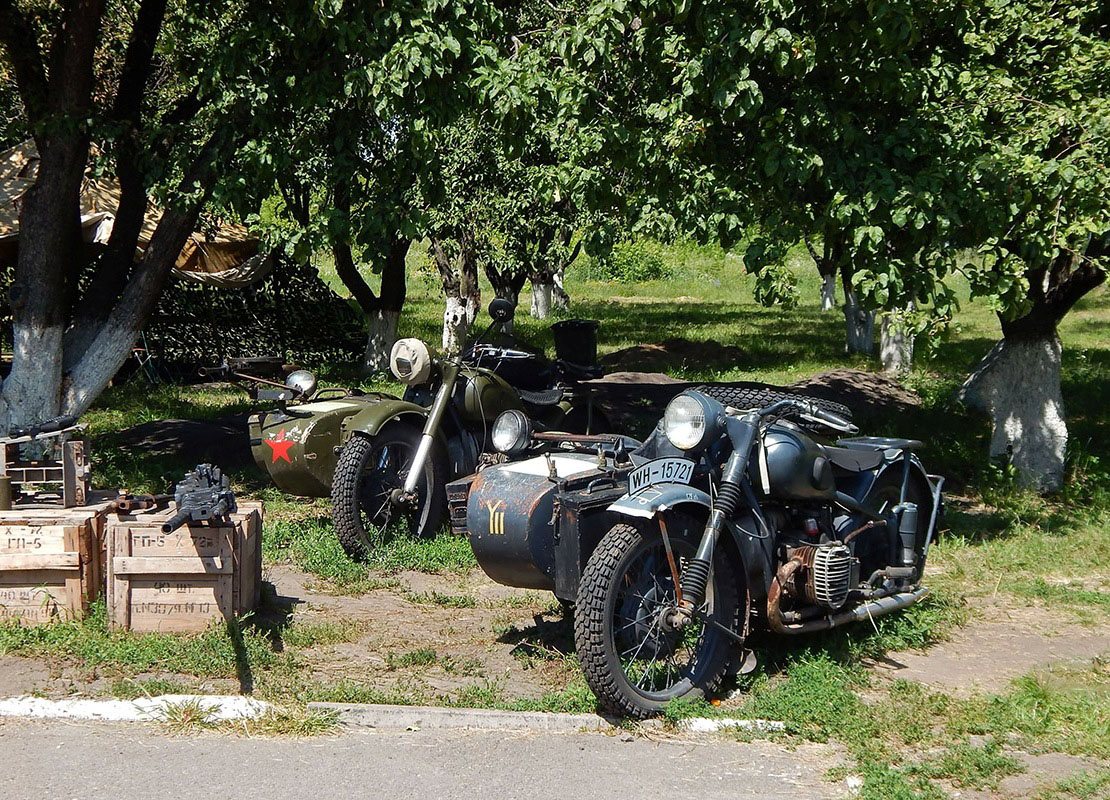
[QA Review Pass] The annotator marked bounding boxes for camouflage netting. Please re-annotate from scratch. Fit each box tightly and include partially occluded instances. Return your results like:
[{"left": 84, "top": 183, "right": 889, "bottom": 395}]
[
  {"left": 142, "top": 257, "right": 364, "bottom": 374},
  {"left": 0, "top": 258, "right": 364, "bottom": 378}
]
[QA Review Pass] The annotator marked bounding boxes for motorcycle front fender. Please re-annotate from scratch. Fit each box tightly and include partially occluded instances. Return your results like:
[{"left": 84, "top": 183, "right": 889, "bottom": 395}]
[
  {"left": 339, "top": 398, "right": 429, "bottom": 443},
  {"left": 609, "top": 484, "right": 774, "bottom": 601},
  {"left": 607, "top": 483, "right": 712, "bottom": 519}
]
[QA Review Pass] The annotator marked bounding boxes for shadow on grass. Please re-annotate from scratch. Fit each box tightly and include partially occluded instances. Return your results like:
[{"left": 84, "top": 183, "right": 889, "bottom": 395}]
[{"left": 496, "top": 608, "right": 575, "bottom": 658}]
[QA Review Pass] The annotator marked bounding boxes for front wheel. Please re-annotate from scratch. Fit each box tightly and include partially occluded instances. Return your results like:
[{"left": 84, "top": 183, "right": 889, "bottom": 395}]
[
  {"left": 331, "top": 423, "right": 446, "bottom": 560},
  {"left": 574, "top": 520, "right": 740, "bottom": 718}
]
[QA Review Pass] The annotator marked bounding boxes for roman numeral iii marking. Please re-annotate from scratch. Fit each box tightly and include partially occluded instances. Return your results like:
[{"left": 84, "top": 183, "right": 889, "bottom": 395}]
[{"left": 485, "top": 500, "right": 506, "bottom": 535}]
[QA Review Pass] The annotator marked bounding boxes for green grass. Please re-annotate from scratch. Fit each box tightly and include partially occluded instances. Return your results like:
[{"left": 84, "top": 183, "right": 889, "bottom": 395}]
[
  {"left": 64, "top": 236, "right": 1110, "bottom": 765},
  {"left": 262, "top": 516, "right": 476, "bottom": 593}
]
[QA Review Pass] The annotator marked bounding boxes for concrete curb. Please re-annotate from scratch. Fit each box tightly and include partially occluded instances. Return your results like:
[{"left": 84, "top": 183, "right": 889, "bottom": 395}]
[
  {"left": 308, "top": 702, "right": 622, "bottom": 732},
  {"left": 0, "top": 695, "right": 271, "bottom": 722}
]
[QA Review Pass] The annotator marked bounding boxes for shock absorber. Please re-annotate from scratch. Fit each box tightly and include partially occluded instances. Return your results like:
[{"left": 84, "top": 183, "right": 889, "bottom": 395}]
[{"left": 679, "top": 480, "right": 743, "bottom": 610}]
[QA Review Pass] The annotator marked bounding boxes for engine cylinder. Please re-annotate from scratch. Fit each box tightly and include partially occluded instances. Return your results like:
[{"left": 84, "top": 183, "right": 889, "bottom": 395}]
[{"left": 790, "top": 543, "right": 854, "bottom": 609}]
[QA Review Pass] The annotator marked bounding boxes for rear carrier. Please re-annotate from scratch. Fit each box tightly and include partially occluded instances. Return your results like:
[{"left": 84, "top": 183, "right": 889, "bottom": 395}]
[{"left": 447, "top": 453, "right": 630, "bottom": 601}]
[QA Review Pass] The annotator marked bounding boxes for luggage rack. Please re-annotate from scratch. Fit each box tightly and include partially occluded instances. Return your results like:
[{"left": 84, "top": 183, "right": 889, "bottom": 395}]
[{"left": 0, "top": 423, "right": 90, "bottom": 509}]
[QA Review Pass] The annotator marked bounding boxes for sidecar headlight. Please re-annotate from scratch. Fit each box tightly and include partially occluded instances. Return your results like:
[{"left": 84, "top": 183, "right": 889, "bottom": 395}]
[
  {"left": 284, "top": 369, "right": 317, "bottom": 396},
  {"left": 390, "top": 338, "right": 433, "bottom": 385},
  {"left": 663, "top": 391, "right": 723, "bottom": 451},
  {"left": 492, "top": 410, "right": 532, "bottom": 455}
]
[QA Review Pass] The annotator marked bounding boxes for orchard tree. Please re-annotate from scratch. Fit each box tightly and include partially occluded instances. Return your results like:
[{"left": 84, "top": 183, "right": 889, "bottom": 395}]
[
  {"left": 0, "top": 0, "right": 510, "bottom": 418},
  {"left": 952, "top": 0, "right": 1108, "bottom": 491}
]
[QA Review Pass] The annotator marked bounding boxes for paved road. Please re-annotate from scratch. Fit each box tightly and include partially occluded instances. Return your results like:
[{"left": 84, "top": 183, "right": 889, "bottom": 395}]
[{"left": 1, "top": 718, "right": 841, "bottom": 800}]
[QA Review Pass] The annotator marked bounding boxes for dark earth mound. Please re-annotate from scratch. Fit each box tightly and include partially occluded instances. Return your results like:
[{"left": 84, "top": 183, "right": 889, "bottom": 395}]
[
  {"left": 788, "top": 368, "right": 921, "bottom": 420},
  {"left": 600, "top": 338, "right": 746, "bottom": 373}
]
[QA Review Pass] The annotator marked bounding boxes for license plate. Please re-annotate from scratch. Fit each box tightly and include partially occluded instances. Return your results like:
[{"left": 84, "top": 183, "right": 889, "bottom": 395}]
[{"left": 628, "top": 458, "right": 694, "bottom": 495}]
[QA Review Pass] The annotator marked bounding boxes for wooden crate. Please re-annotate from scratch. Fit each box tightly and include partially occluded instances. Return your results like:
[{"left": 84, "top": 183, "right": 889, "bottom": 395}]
[
  {"left": 106, "top": 503, "right": 264, "bottom": 633},
  {"left": 0, "top": 509, "right": 101, "bottom": 625}
]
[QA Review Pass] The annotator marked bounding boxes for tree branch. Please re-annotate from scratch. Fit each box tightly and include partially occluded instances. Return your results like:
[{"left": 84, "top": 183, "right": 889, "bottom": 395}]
[{"left": 0, "top": 0, "right": 49, "bottom": 131}]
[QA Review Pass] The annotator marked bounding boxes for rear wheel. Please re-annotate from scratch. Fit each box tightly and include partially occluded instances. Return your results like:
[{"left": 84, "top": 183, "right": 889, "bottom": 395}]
[
  {"left": 861, "top": 466, "right": 933, "bottom": 578},
  {"left": 574, "top": 520, "right": 740, "bottom": 718},
  {"left": 331, "top": 423, "right": 446, "bottom": 560}
]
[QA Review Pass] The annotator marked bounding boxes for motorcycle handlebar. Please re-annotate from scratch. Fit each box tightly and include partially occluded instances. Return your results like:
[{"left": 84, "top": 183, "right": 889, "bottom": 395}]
[{"left": 752, "top": 398, "right": 857, "bottom": 433}]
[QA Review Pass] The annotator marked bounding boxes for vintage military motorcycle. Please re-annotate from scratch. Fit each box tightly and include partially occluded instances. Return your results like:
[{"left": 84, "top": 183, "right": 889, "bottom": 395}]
[
  {"left": 248, "top": 299, "right": 605, "bottom": 558},
  {"left": 452, "top": 386, "right": 944, "bottom": 717}
]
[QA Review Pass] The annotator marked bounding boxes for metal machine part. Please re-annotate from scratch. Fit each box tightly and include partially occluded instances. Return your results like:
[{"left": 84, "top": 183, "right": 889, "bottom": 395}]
[{"left": 162, "top": 464, "right": 237, "bottom": 533}]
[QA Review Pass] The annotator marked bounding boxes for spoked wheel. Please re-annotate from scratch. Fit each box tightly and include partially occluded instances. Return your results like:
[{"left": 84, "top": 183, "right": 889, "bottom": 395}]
[
  {"left": 331, "top": 423, "right": 446, "bottom": 560},
  {"left": 574, "top": 520, "right": 740, "bottom": 718}
]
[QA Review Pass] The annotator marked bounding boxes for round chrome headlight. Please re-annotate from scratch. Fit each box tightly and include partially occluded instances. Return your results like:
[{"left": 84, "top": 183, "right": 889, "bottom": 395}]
[
  {"left": 284, "top": 369, "right": 317, "bottom": 396},
  {"left": 390, "top": 338, "right": 433, "bottom": 385},
  {"left": 663, "top": 391, "right": 725, "bottom": 451},
  {"left": 492, "top": 410, "right": 532, "bottom": 455}
]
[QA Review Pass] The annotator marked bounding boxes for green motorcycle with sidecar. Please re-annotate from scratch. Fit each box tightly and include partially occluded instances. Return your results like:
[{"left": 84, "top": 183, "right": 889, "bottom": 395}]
[{"left": 247, "top": 300, "right": 607, "bottom": 557}]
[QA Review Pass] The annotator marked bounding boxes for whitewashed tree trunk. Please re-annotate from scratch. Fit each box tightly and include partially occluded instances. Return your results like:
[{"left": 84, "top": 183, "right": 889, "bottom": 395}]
[
  {"left": 364, "top": 308, "right": 400, "bottom": 374},
  {"left": 442, "top": 295, "right": 469, "bottom": 354},
  {"left": 880, "top": 306, "right": 915, "bottom": 375},
  {"left": 843, "top": 290, "right": 875, "bottom": 354},
  {"left": 820, "top": 273, "right": 836, "bottom": 311},
  {"left": 2, "top": 324, "right": 65, "bottom": 429},
  {"left": 530, "top": 279, "right": 553, "bottom": 319},
  {"left": 553, "top": 269, "right": 569, "bottom": 311},
  {"left": 957, "top": 334, "right": 1067, "bottom": 493}
]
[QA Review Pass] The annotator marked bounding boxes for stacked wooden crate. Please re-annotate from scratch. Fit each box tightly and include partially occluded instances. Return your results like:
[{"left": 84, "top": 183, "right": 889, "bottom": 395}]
[
  {"left": 105, "top": 501, "right": 263, "bottom": 633},
  {"left": 0, "top": 499, "right": 263, "bottom": 633},
  {"left": 0, "top": 506, "right": 104, "bottom": 625}
]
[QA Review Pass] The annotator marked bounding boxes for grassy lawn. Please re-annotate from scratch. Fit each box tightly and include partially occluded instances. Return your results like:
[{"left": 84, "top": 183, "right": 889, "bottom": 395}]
[{"left": 0, "top": 240, "right": 1106, "bottom": 795}]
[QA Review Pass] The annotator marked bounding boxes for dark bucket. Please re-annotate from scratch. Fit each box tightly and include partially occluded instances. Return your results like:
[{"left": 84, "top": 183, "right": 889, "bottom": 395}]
[{"left": 551, "top": 319, "right": 600, "bottom": 366}]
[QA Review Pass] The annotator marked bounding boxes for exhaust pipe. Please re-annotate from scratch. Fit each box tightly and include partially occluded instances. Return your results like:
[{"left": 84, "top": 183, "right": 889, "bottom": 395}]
[{"left": 768, "top": 572, "right": 929, "bottom": 635}]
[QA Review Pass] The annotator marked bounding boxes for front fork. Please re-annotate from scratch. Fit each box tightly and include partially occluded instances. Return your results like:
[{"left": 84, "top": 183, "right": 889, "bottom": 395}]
[
  {"left": 674, "top": 414, "right": 759, "bottom": 619},
  {"left": 400, "top": 361, "right": 460, "bottom": 496}
]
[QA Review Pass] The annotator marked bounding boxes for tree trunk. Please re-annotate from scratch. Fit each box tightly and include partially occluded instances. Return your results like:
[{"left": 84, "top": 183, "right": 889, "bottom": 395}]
[
  {"left": 880, "top": 304, "right": 915, "bottom": 375},
  {"left": 364, "top": 308, "right": 400, "bottom": 373},
  {"left": 553, "top": 268, "right": 570, "bottom": 311},
  {"left": 442, "top": 294, "right": 474, "bottom": 353},
  {"left": 958, "top": 333, "right": 1066, "bottom": 493},
  {"left": 842, "top": 292, "right": 875, "bottom": 355},
  {"left": 530, "top": 279, "right": 553, "bottom": 319},
  {"left": 820, "top": 272, "right": 836, "bottom": 311}
]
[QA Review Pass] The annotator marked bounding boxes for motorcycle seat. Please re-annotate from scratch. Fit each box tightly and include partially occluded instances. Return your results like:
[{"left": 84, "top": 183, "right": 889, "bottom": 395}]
[
  {"left": 822, "top": 445, "right": 887, "bottom": 472},
  {"left": 554, "top": 359, "right": 604, "bottom": 382},
  {"left": 836, "top": 436, "right": 924, "bottom": 453},
  {"left": 517, "top": 386, "right": 565, "bottom": 407}
]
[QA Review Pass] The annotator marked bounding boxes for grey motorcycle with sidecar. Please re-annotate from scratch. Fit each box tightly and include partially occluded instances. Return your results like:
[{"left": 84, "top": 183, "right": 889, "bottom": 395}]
[{"left": 448, "top": 385, "right": 944, "bottom": 717}]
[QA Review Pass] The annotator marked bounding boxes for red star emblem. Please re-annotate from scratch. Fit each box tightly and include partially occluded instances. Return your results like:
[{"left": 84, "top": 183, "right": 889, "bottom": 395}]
[{"left": 266, "top": 428, "right": 295, "bottom": 463}]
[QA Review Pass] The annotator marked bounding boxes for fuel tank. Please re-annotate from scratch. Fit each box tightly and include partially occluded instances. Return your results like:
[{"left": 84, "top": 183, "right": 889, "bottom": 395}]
[
  {"left": 458, "top": 367, "right": 524, "bottom": 425},
  {"left": 463, "top": 453, "right": 603, "bottom": 591},
  {"left": 248, "top": 395, "right": 392, "bottom": 497},
  {"left": 760, "top": 423, "right": 837, "bottom": 501}
]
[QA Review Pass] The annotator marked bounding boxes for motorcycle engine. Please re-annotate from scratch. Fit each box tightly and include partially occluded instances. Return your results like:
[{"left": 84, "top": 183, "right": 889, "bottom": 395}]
[{"left": 789, "top": 543, "right": 854, "bottom": 609}]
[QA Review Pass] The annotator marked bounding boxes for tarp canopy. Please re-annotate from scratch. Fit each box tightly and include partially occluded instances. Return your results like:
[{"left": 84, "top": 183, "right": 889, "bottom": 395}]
[{"left": 0, "top": 141, "right": 270, "bottom": 288}]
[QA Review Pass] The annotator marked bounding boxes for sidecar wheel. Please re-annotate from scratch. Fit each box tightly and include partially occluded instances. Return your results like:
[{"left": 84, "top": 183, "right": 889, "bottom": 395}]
[
  {"left": 331, "top": 423, "right": 447, "bottom": 560},
  {"left": 574, "top": 520, "right": 740, "bottom": 719}
]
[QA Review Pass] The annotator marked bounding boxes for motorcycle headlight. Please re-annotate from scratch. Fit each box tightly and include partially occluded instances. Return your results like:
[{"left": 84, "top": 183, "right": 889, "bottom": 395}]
[
  {"left": 492, "top": 410, "right": 532, "bottom": 455},
  {"left": 390, "top": 338, "right": 433, "bottom": 385},
  {"left": 284, "top": 369, "right": 317, "bottom": 396},
  {"left": 663, "top": 391, "right": 724, "bottom": 451}
]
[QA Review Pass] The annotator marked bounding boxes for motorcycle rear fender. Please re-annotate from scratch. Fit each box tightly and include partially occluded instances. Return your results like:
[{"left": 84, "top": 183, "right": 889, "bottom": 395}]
[
  {"left": 838, "top": 454, "right": 937, "bottom": 516},
  {"left": 608, "top": 484, "right": 773, "bottom": 601}
]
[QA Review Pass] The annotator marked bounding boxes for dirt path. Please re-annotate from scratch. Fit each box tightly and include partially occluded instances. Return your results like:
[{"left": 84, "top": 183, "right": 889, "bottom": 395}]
[
  {"left": 869, "top": 601, "right": 1110, "bottom": 694},
  {"left": 268, "top": 565, "right": 581, "bottom": 702}
]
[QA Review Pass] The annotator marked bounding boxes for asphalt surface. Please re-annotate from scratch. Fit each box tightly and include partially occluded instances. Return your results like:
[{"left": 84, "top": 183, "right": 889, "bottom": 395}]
[{"left": 1, "top": 718, "right": 841, "bottom": 800}]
